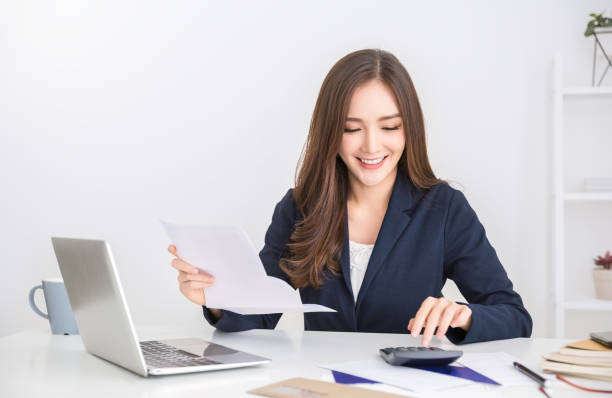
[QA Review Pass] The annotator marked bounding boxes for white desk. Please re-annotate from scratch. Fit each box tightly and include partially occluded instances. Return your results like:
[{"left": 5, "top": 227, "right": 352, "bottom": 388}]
[{"left": 0, "top": 325, "right": 609, "bottom": 397}]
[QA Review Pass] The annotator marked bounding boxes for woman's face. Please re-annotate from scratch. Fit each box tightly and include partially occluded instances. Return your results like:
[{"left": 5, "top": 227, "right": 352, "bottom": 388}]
[{"left": 338, "top": 79, "right": 406, "bottom": 189}]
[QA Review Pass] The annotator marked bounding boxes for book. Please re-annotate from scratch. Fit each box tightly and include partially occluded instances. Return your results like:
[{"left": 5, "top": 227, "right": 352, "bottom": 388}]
[
  {"left": 559, "top": 347, "right": 612, "bottom": 359},
  {"left": 540, "top": 359, "right": 612, "bottom": 381},
  {"left": 566, "top": 339, "right": 612, "bottom": 352},
  {"left": 544, "top": 352, "right": 612, "bottom": 367}
]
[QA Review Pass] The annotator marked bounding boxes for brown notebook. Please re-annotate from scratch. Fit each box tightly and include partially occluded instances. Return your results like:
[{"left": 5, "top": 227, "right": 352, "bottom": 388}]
[{"left": 566, "top": 339, "right": 612, "bottom": 352}]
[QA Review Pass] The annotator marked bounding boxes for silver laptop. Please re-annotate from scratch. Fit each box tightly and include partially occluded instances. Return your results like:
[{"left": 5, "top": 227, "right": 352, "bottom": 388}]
[{"left": 51, "top": 237, "right": 271, "bottom": 376}]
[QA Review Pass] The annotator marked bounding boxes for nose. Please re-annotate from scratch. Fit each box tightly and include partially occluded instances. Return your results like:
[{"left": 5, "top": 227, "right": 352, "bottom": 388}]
[{"left": 362, "top": 128, "right": 381, "bottom": 154}]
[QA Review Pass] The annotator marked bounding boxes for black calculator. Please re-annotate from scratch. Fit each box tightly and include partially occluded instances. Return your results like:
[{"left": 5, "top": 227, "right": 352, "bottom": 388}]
[{"left": 379, "top": 346, "right": 463, "bottom": 367}]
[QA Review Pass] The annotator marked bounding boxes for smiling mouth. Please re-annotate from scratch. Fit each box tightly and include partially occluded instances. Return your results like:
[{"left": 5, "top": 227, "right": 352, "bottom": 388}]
[{"left": 357, "top": 155, "right": 388, "bottom": 165}]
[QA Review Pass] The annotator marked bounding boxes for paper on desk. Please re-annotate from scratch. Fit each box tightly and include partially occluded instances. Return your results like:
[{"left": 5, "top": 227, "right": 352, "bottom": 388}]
[
  {"left": 456, "top": 352, "right": 555, "bottom": 387},
  {"left": 321, "top": 352, "right": 559, "bottom": 393},
  {"left": 161, "top": 220, "right": 336, "bottom": 315},
  {"left": 320, "top": 358, "right": 472, "bottom": 393}
]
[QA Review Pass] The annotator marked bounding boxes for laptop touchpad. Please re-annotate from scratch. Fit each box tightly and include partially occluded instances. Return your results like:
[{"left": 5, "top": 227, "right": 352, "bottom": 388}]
[{"left": 162, "top": 338, "right": 263, "bottom": 364}]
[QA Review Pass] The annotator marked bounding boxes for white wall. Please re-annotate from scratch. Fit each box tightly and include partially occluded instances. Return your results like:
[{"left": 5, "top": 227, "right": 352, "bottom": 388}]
[{"left": 1, "top": 0, "right": 611, "bottom": 338}]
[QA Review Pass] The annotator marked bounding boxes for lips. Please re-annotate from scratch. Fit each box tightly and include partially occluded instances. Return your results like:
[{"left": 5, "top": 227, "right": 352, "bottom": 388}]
[
  {"left": 356, "top": 155, "right": 388, "bottom": 169},
  {"left": 357, "top": 155, "right": 388, "bottom": 163}
]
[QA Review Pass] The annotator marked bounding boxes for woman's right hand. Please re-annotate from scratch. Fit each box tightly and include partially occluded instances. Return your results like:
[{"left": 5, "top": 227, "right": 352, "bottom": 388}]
[{"left": 168, "top": 244, "right": 216, "bottom": 306}]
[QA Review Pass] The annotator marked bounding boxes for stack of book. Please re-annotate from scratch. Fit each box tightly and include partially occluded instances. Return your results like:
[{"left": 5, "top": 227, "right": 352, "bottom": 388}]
[{"left": 541, "top": 339, "right": 612, "bottom": 381}]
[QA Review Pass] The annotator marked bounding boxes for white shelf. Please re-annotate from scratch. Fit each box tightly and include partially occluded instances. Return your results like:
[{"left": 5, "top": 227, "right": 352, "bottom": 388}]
[
  {"left": 552, "top": 55, "right": 612, "bottom": 338},
  {"left": 565, "top": 298, "right": 612, "bottom": 311},
  {"left": 565, "top": 192, "right": 612, "bottom": 201},
  {"left": 563, "top": 86, "right": 612, "bottom": 96}
]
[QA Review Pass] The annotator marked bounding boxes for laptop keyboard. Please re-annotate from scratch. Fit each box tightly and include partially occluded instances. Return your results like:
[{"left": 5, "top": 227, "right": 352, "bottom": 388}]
[{"left": 140, "top": 340, "right": 219, "bottom": 368}]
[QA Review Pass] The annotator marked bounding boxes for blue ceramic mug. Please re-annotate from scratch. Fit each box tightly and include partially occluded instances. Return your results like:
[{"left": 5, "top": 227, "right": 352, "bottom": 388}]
[{"left": 29, "top": 278, "right": 79, "bottom": 335}]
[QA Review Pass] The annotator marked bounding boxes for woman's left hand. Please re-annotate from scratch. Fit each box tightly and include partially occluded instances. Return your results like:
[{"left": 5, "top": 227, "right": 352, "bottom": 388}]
[{"left": 407, "top": 296, "right": 472, "bottom": 347}]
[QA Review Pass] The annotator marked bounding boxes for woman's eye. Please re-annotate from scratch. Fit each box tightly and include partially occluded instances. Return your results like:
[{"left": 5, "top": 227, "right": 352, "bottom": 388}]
[{"left": 343, "top": 125, "right": 400, "bottom": 133}]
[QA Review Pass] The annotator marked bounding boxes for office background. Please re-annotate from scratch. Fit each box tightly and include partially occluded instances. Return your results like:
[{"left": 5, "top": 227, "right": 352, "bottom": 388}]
[{"left": 1, "top": 0, "right": 611, "bottom": 339}]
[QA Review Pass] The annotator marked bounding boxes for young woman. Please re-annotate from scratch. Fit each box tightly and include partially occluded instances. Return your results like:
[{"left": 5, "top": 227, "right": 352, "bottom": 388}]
[{"left": 169, "top": 49, "right": 532, "bottom": 346}]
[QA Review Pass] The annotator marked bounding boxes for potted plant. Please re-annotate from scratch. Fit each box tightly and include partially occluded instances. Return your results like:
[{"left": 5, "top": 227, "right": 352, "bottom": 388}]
[
  {"left": 585, "top": 12, "right": 612, "bottom": 37},
  {"left": 593, "top": 250, "right": 612, "bottom": 300},
  {"left": 585, "top": 12, "right": 612, "bottom": 86}
]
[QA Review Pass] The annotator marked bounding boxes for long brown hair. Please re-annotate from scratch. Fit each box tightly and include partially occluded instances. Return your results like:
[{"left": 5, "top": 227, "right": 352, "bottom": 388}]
[{"left": 279, "top": 49, "right": 444, "bottom": 289}]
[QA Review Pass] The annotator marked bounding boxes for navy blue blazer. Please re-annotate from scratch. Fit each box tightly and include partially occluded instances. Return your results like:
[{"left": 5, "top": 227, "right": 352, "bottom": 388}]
[{"left": 203, "top": 171, "right": 532, "bottom": 344}]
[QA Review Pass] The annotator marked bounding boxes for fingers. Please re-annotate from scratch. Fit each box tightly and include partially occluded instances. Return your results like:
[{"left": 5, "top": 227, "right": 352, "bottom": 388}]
[
  {"left": 168, "top": 244, "right": 215, "bottom": 307},
  {"left": 176, "top": 270, "right": 215, "bottom": 284},
  {"left": 171, "top": 257, "right": 199, "bottom": 275},
  {"left": 410, "top": 296, "right": 436, "bottom": 338},
  {"left": 422, "top": 299, "right": 447, "bottom": 347},
  {"left": 169, "top": 251, "right": 215, "bottom": 280},
  {"left": 177, "top": 270, "right": 215, "bottom": 299},
  {"left": 177, "top": 279, "right": 208, "bottom": 306},
  {"left": 451, "top": 305, "right": 472, "bottom": 329},
  {"left": 437, "top": 302, "right": 460, "bottom": 338},
  {"left": 179, "top": 279, "right": 214, "bottom": 290},
  {"left": 409, "top": 297, "right": 472, "bottom": 347}
]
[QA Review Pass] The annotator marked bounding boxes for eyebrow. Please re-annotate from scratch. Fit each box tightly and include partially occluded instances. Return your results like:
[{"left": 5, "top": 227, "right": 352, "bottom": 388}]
[{"left": 346, "top": 113, "right": 401, "bottom": 122}]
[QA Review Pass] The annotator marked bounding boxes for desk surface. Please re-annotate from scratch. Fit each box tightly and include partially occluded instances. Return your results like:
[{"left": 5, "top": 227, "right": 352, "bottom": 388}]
[{"left": 1, "top": 325, "right": 609, "bottom": 397}]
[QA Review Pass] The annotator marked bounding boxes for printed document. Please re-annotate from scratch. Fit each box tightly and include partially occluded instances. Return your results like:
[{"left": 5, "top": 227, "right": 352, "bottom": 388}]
[{"left": 161, "top": 220, "right": 336, "bottom": 315}]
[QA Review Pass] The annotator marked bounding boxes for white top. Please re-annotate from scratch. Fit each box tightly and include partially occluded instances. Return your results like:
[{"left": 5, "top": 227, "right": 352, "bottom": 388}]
[{"left": 348, "top": 239, "right": 375, "bottom": 302}]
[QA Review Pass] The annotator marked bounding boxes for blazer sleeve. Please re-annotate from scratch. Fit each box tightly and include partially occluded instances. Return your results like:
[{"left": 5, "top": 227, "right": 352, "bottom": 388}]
[
  {"left": 442, "top": 188, "right": 533, "bottom": 344},
  {"left": 202, "top": 188, "right": 297, "bottom": 332}
]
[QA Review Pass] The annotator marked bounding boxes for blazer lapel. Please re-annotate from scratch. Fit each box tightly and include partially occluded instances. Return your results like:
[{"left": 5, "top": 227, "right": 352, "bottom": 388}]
[
  {"left": 339, "top": 193, "right": 353, "bottom": 299},
  {"left": 353, "top": 171, "right": 420, "bottom": 312}
]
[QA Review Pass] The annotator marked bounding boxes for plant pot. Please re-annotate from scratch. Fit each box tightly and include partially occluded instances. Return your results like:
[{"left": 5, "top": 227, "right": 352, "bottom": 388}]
[{"left": 593, "top": 268, "right": 612, "bottom": 300}]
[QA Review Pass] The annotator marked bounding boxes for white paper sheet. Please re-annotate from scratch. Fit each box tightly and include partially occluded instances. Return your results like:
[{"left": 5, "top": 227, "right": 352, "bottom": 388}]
[
  {"left": 320, "top": 352, "right": 559, "bottom": 394},
  {"left": 161, "top": 220, "right": 336, "bottom": 315},
  {"left": 318, "top": 373, "right": 414, "bottom": 396},
  {"left": 456, "top": 352, "right": 556, "bottom": 387},
  {"left": 320, "top": 358, "right": 472, "bottom": 393}
]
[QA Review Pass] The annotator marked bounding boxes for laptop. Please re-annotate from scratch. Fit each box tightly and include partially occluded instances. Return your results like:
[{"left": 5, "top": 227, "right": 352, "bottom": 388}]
[{"left": 51, "top": 237, "right": 271, "bottom": 376}]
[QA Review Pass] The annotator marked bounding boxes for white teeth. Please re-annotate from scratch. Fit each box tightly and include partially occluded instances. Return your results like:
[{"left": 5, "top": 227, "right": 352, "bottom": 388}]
[{"left": 360, "top": 156, "right": 385, "bottom": 165}]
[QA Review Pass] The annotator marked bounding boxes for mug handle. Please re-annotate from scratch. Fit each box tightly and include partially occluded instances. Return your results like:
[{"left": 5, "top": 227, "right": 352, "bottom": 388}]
[{"left": 29, "top": 285, "right": 49, "bottom": 319}]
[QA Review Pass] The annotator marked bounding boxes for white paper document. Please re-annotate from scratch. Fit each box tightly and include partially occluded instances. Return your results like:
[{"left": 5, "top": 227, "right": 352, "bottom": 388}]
[
  {"left": 320, "top": 352, "right": 557, "bottom": 394},
  {"left": 161, "top": 220, "right": 336, "bottom": 315},
  {"left": 320, "top": 358, "right": 472, "bottom": 393},
  {"left": 456, "top": 352, "right": 556, "bottom": 387}
]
